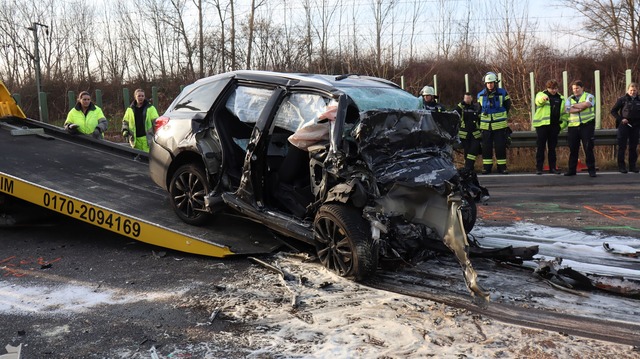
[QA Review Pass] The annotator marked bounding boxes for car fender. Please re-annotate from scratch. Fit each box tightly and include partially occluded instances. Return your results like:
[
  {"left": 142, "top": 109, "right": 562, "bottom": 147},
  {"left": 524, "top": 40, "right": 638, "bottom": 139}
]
[{"left": 325, "top": 178, "right": 368, "bottom": 207}]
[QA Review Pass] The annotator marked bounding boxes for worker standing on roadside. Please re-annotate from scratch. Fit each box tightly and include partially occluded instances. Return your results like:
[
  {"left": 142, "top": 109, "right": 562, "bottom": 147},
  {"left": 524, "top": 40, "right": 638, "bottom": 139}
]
[
  {"left": 565, "top": 80, "right": 597, "bottom": 177},
  {"left": 122, "top": 89, "right": 159, "bottom": 152},
  {"left": 610, "top": 82, "right": 640, "bottom": 173},
  {"left": 64, "top": 91, "right": 108, "bottom": 139},
  {"left": 533, "top": 79, "right": 567, "bottom": 175},
  {"left": 477, "top": 72, "right": 511, "bottom": 174},
  {"left": 455, "top": 92, "right": 482, "bottom": 171},
  {"left": 420, "top": 86, "right": 446, "bottom": 112}
]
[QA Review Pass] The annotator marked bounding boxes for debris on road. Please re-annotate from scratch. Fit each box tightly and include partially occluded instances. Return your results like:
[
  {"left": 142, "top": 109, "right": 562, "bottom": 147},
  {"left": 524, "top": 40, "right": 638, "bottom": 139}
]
[{"left": 0, "top": 344, "right": 22, "bottom": 359}]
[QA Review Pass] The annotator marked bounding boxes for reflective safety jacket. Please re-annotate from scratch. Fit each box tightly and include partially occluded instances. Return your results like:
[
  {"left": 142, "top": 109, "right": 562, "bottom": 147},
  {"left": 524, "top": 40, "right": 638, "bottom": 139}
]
[
  {"left": 477, "top": 87, "right": 510, "bottom": 130},
  {"left": 122, "top": 100, "right": 159, "bottom": 150},
  {"left": 454, "top": 101, "right": 481, "bottom": 139},
  {"left": 422, "top": 100, "right": 445, "bottom": 112},
  {"left": 566, "top": 92, "right": 595, "bottom": 127},
  {"left": 64, "top": 102, "right": 108, "bottom": 135},
  {"left": 533, "top": 91, "right": 568, "bottom": 129}
]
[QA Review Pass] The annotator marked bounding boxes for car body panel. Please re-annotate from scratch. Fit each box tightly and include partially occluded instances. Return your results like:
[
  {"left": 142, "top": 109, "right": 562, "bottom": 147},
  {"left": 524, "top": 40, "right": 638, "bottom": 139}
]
[{"left": 150, "top": 70, "right": 491, "bottom": 299}]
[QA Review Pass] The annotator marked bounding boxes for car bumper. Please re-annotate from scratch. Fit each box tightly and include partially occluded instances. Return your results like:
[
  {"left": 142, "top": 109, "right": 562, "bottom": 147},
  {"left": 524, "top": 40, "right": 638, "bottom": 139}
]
[{"left": 149, "top": 141, "right": 172, "bottom": 191}]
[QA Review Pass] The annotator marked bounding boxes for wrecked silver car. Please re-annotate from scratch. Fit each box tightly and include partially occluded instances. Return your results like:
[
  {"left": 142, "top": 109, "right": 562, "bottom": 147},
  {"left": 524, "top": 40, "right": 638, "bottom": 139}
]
[{"left": 149, "top": 71, "right": 490, "bottom": 298}]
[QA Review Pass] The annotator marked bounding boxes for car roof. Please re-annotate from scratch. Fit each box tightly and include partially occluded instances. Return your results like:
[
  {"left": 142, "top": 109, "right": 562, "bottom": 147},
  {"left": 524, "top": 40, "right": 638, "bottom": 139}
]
[{"left": 191, "top": 70, "right": 401, "bottom": 93}]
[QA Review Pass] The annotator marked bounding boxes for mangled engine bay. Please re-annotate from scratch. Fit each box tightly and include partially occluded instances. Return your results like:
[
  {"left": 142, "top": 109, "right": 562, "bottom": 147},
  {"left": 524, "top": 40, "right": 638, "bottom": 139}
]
[{"left": 318, "top": 109, "right": 530, "bottom": 300}]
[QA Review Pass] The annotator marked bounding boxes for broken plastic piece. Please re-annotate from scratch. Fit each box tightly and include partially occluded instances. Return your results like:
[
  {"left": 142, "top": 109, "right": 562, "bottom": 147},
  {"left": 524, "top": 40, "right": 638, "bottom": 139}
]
[{"left": 0, "top": 344, "right": 22, "bottom": 359}]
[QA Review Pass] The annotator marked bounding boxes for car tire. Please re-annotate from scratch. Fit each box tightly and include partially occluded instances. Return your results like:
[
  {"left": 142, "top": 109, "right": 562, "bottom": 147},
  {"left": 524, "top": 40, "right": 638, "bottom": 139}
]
[
  {"left": 461, "top": 198, "right": 477, "bottom": 233},
  {"left": 169, "top": 164, "right": 211, "bottom": 226},
  {"left": 313, "top": 204, "right": 377, "bottom": 281}
]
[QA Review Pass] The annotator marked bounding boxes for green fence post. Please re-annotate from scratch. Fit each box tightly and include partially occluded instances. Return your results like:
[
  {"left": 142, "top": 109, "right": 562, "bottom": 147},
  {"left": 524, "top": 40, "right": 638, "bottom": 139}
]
[
  {"left": 498, "top": 72, "right": 502, "bottom": 84},
  {"left": 464, "top": 74, "right": 469, "bottom": 93},
  {"left": 152, "top": 86, "right": 159, "bottom": 107},
  {"left": 95, "top": 89, "right": 103, "bottom": 108},
  {"left": 594, "top": 70, "right": 601, "bottom": 129},
  {"left": 433, "top": 74, "right": 438, "bottom": 96},
  {"left": 562, "top": 71, "right": 568, "bottom": 99},
  {"left": 11, "top": 93, "right": 21, "bottom": 108},
  {"left": 530, "top": 72, "right": 535, "bottom": 130},
  {"left": 626, "top": 69, "right": 632, "bottom": 89},
  {"left": 68, "top": 91, "right": 75, "bottom": 111},
  {"left": 39, "top": 92, "right": 49, "bottom": 123},
  {"left": 400, "top": 75, "right": 405, "bottom": 90},
  {"left": 123, "top": 88, "right": 130, "bottom": 109}
]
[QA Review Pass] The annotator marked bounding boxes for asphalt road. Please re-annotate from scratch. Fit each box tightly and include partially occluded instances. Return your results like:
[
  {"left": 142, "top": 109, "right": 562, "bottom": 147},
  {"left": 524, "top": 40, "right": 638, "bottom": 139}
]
[
  {"left": 478, "top": 170, "right": 640, "bottom": 238},
  {"left": 1, "top": 171, "right": 639, "bottom": 357}
]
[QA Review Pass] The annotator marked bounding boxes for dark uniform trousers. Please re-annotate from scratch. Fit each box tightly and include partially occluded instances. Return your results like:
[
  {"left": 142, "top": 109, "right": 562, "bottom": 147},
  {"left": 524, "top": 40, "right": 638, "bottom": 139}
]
[
  {"left": 617, "top": 123, "right": 640, "bottom": 170},
  {"left": 481, "top": 128, "right": 508, "bottom": 172},
  {"left": 462, "top": 137, "right": 481, "bottom": 170},
  {"left": 535, "top": 125, "right": 560, "bottom": 171},
  {"left": 567, "top": 121, "right": 595, "bottom": 174}
]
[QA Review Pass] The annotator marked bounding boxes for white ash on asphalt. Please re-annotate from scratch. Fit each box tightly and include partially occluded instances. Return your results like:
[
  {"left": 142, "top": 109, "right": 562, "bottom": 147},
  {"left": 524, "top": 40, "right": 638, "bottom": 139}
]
[{"left": 166, "top": 253, "right": 638, "bottom": 358}]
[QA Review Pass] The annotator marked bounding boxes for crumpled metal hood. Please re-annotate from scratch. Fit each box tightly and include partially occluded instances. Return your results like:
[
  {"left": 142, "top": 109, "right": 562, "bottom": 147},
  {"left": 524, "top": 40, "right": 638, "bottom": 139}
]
[{"left": 352, "top": 109, "right": 459, "bottom": 193}]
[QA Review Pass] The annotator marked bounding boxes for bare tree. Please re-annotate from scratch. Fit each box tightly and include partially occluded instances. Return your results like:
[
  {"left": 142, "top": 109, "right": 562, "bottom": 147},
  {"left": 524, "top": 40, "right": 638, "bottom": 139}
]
[
  {"left": 488, "top": 0, "right": 538, "bottom": 111},
  {"left": 370, "top": 0, "right": 397, "bottom": 77},
  {"left": 245, "top": 0, "right": 266, "bottom": 69},
  {"left": 211, "top": 0, "right": 229, "bottom": 72},
  {"left": 434, "top": 0, "right": 454, "bottom": 59},
  {"left": 561, "top": 0, "right": 633, "bottom": 55}
]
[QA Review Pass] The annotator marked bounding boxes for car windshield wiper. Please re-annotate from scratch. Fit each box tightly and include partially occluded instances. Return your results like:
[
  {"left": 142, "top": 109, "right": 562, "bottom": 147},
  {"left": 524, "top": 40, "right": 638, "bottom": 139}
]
[
  {"left": 335, "top": 73, "right": 360, "bottom": 81},
  {"left": 174, "top": 100, "right": 200, "bottom": 111}
]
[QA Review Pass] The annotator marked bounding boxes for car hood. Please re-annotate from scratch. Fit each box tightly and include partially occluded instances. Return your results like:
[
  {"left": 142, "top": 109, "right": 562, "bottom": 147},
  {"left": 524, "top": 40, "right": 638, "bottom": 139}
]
[{"left": 352, "top": 109, "right": 460, "bottom": 194}]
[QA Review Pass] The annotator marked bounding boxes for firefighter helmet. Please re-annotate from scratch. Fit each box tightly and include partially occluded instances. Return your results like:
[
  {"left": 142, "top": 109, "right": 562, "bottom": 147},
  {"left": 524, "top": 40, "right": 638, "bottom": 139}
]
[
  {"left": 420, "top": 86, "right": 436, "bottom": 96},
  {"left": 483, "top": 72, "right": 499, "bottom": 83}
]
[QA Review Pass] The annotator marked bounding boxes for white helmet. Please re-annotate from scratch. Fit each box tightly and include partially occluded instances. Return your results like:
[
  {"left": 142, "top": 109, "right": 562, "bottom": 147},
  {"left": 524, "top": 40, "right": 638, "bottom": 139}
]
[
  {"left": 420, "top": 86, "right": 436, "bottom": 96},
  {"left": 483, "top": 72, "right": 499, "bottom": 83}
]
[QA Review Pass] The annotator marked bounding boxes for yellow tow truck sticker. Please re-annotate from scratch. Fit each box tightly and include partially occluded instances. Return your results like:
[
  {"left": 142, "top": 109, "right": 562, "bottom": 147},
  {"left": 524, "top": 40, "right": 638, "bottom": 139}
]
[{"left": 0, "top": 172, "right": 233, "bottom": 257}]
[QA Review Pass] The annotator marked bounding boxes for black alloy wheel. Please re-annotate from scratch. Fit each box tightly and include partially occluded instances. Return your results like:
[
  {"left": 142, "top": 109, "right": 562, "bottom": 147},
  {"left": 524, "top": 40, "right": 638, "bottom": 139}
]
[
  {"left": 169, "top": 164, "right": 211, "bottom": 225},
  {"left": 313, "top": 204, "right": 377, "bottom": 280}
]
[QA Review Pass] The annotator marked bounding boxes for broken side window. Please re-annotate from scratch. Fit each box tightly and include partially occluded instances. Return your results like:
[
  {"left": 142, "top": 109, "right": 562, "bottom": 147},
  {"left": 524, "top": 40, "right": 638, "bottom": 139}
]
[{"left": 225, "top": 86, "right": 274, "bottom": 124}]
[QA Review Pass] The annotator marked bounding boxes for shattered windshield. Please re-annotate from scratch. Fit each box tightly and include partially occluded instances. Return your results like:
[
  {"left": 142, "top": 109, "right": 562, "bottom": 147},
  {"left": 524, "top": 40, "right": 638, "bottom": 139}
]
[{"left": 337, "top": 86, "right": 421, "bottom": 112}]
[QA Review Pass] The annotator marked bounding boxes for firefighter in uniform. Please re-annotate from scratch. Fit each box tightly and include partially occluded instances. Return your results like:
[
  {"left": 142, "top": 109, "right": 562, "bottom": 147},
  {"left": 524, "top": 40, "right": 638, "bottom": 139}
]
[
  {"left": 477, "top": 72, "right": 511, "bottom": 174},
  {"left": 420, "top": 86, "right": 445, "bottom": 112},
  {"left": 64, "top": 91, "right": 108, "bottom": 139},
  {"left": 533, "top": 79, "right": 568, "bottom": 174},
  {"left": 610, "top": 82, "right": 640, "bottom": 173},
  {"left": 122, "top": 89, "right": 159, "bottom": 152},
  {"left": 455, "top": 92, "right": 482, "bottom": 170},
  {"left": 564, "top": 80, "right": 596, "bottom": 177}
]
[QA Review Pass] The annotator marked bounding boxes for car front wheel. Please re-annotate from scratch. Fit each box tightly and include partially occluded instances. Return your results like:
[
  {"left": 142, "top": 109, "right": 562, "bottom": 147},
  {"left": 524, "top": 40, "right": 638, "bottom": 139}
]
[
  {"left": 169, "top": 164, "right": 211, "bottom": 225},
  {"left": 313, "top": 204, "right": 377, "bottom": 281}
]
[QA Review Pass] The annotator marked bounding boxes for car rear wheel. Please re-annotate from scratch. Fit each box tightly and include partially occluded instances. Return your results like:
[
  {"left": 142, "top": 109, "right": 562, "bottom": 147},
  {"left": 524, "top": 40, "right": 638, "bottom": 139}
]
[
  {"left": 461, "top": 198, "right": 477, "bottom": 233},
  {"left": 169, "top": 164, "right": 211, "bottom": 225},
  {"left": 313, "top": 204, "right": 377, "bottom": 281}
]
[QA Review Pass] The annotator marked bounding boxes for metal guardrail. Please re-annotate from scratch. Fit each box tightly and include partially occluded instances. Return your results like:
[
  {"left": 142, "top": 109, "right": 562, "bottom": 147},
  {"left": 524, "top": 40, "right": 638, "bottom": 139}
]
[{"left": 510, "top": 129, "right": 618, "bottom": 148}]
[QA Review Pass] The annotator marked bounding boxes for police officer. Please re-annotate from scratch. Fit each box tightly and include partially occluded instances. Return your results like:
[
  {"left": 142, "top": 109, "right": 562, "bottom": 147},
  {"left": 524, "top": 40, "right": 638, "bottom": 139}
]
[
  {"left": 64, "top": 91, "right": 108, "bottom": 139},
  {"left": 533, "top": 79, "right": 567, "bottom": 174},
  {"left": 565, "top": 80, "right": 596, "bottom": 177},
  {"left": 420, "top": 86, "right": 445, "bottom": 112},
  {"left": 477, "top": 72, "right": 511, "bottom": 174},
  {"left": 122, "top": 89, "right": 159, "bottom": 152},
  {"left": 455, "top": 92, "right": 482, "bottom": 170},
  {"left": 610, "top": 82, "right": 640, "bottom": 173}
]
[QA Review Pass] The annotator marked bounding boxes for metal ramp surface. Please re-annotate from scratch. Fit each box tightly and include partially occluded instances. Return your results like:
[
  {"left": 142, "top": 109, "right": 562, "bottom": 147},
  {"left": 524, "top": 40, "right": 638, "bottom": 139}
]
[{"left": 0, "top": 117, "right": 282, "bottom": 257}]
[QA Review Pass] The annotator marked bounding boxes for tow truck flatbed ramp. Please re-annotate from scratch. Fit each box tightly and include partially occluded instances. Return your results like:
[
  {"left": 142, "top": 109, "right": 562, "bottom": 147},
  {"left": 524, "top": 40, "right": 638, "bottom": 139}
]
[{"left": 0, "top": 117, "right": 282, "bottom": 257}]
